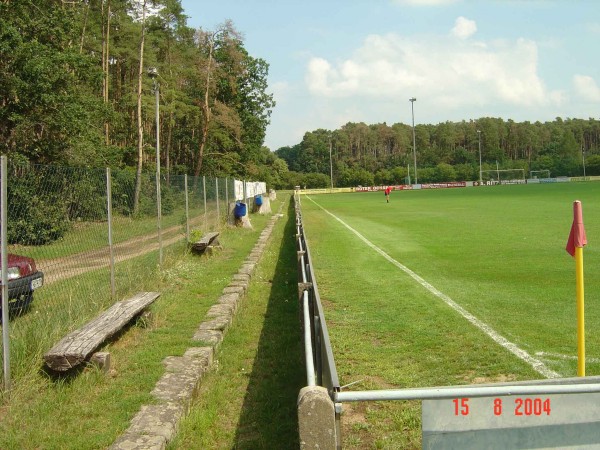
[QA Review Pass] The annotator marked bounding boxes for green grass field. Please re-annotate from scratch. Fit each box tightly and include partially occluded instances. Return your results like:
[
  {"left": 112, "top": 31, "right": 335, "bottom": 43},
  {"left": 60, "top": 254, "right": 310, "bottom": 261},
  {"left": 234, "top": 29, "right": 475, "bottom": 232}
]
[{"left": 299, "top": 182, "right": 600, "bottom": 448}]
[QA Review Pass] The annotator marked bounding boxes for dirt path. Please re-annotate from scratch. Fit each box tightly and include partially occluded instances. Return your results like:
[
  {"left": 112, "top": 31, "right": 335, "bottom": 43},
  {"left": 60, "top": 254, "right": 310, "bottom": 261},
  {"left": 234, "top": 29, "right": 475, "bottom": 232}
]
[{"left": 39, "top": 218, "right": 204, "bottom": 285}]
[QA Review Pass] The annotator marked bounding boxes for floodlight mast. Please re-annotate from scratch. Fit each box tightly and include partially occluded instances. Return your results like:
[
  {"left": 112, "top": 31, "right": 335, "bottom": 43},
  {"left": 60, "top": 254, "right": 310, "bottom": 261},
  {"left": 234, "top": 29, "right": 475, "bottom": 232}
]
[
  {"left": 329, "top": 133, "right": 334, "bottom": 190},
  {"left": 477, "top": 130, "right": 482, "bottom": 183},
  {"left": 148, "top": 67, "right": 162, "bottom": 266},
  {"left": 409, "top": 97, "right": 417, "bottom": 184}
]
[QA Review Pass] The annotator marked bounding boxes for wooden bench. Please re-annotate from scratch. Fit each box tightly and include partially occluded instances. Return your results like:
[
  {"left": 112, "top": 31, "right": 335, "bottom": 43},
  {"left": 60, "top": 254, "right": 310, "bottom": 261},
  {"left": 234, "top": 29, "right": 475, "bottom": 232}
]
[
  {"left": 190, "top": 231, "right": 221, "bottom": 254},
  {"left": 43, "top": 292, "right": 160, "bottom": 372}
]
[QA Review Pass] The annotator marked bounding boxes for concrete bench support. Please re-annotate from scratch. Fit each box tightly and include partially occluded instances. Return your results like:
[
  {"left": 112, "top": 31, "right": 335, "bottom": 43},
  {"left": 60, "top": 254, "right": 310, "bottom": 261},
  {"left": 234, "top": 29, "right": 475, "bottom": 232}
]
[
  {"left": 228, "top": 202, "right": 252, "bottom": 228},
  {"left": 190, "top": 231, "right": 221, "bottom": 254},
  {"left": 298, "top": 386, "right": 337, "bottom": 449}
]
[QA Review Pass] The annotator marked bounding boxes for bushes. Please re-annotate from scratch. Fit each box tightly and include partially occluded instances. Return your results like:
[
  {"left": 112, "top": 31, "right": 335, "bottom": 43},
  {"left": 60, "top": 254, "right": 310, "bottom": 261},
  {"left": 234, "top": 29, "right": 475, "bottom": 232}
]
[
  {"left": 7, "top": 165, "right": 72, "bottom": 244},
  {"left": 5, "top": 162, "right": 184, "bottom": 246},
  {"left": 8, "top": 184, "right": 71, "bottom": 245}
]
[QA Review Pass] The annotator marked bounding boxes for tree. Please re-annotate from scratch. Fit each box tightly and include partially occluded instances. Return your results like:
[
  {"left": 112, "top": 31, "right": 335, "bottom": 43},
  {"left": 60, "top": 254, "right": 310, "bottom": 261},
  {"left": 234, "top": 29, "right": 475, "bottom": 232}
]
[
  {"left": 0, "top": 1, "right": 106, "bottom": 164},
  {"left": 585, "top": 155, "right": 600, "bottom": 175},
  {"left": 193, "top": 21, "right": 241, "bottom": 177}
]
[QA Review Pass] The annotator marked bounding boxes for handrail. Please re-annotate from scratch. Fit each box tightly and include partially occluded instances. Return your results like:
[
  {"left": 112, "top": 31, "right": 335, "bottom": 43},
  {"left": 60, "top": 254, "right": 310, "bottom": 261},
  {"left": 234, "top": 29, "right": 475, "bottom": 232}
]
[
  {"left": 336, "top": 380, "right": 600, "bottom": 403},
  {"left": 294, "top": 194, "right": 340, "bottom": 393},
  {"left": 303, "top": 290, "right": 316, "bottom": 386}
]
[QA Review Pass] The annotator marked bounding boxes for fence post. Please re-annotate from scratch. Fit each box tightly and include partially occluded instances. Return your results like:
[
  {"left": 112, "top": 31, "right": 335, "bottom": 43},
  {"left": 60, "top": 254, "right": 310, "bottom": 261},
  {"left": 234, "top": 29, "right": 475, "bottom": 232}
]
[
  {"left": 225, "top": 177, "right": 229, "bottom": 223},
  {"left": 156, "top": 172, "right": 163, "bottom": 267},
  {"left": 106, "top": 168, "right": 116, "bottom": 299},
  {"left": 203, "top": 176, "right": 207, "bottom": 232},
  {"left": 298, "top": 386, "right": 337, "bottom": 449},
  {"left": 215, "top": 178, "right": 220, "bottom": 228},
  {"left": 1, "top": 155, "right": 11, "bottom": 392},
  {"left": 184, "top": 174, "right": 190, "bottom": 243}
]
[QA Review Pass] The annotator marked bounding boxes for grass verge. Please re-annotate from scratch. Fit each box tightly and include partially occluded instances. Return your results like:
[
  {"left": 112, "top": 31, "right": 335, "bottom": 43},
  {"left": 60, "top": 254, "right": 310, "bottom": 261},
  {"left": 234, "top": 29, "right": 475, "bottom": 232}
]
[
  {"left": 169, "top": 197, "right": 304, "bottom": 449},
  {"left": 0, "top": 199, "right": 288, "bottom": 449}
]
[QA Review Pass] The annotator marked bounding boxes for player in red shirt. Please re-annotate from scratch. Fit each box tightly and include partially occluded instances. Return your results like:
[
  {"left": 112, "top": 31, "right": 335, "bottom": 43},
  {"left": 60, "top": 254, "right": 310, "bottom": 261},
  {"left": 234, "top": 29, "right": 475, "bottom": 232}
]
[{"left": 384, "top": 186, "right": 393, "bottom": 203}]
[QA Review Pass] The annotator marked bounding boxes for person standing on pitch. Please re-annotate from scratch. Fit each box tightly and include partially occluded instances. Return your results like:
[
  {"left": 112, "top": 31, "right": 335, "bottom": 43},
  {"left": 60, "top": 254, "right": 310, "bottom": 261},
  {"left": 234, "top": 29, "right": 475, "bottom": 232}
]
[{"left": 384, "top": 186, "right": 393, "bottom": 203}]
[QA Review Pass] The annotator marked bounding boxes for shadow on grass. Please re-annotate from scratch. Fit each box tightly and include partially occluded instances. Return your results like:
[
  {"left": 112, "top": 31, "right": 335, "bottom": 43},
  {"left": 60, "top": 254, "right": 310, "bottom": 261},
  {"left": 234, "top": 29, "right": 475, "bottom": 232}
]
[{"left": 233, "top": 201, "right": 305, "bottom": 449}]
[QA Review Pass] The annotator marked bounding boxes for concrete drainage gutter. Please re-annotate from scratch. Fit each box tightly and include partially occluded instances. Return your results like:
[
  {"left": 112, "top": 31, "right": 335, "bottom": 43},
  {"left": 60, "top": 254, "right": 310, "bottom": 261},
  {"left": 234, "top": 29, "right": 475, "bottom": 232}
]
[{"left": 111, "top": 212, "right": 284, "bottom": 450}]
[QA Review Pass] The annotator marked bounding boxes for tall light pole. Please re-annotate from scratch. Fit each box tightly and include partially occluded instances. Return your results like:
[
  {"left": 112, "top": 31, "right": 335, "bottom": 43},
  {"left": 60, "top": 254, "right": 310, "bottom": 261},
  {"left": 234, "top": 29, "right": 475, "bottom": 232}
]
[
  {"left": 477, "top": 130, "right": 482, "bottom": 183},
  {"left": 329, "top": 135, "right": 334, "bottom": 190},
  {"left": 409, "top": 97, "right": 417, "bottom": 184},
  {"left": 148, "top": 67, "right": 163, "bottom": 266}
]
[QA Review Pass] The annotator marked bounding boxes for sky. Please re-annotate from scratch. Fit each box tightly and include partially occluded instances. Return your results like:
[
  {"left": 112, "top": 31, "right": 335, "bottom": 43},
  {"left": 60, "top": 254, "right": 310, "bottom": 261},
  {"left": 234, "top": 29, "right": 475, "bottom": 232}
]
[{"left": 180, "top": 0, "right": 600, "bottom": 152}]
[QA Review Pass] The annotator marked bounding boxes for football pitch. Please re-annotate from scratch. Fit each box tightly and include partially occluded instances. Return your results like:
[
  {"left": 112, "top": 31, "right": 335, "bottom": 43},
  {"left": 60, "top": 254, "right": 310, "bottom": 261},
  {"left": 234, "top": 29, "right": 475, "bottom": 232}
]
[{"left": 299, "top": 182, "right": 600, "bottom": 448}]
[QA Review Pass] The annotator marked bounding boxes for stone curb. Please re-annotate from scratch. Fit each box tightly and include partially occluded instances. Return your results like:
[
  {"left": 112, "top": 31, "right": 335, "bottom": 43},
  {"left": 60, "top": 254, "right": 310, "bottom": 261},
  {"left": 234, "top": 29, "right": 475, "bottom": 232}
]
[{"left": 110, "top": 209, "right": 283, "bottom": 449}]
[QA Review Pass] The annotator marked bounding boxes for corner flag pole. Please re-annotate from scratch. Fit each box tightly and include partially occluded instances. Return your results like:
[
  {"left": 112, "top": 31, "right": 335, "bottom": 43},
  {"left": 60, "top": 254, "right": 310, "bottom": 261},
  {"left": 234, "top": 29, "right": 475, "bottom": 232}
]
[{"left": 566, "top": 200, "right": 587, "bottom": 377}]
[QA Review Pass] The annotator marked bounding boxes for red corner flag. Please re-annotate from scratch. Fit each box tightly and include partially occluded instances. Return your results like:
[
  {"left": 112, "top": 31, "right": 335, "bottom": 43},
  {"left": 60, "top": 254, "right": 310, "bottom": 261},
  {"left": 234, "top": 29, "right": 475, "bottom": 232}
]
[{"left": 566, "top": 200, "right": 587, "bottom": 257}]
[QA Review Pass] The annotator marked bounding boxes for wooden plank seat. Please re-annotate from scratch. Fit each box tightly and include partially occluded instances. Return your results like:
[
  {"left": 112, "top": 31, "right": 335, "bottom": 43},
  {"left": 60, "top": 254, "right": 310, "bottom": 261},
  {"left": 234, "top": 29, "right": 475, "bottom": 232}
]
[
  {"left": 43, "top": 292, "right": 160, "bottom": 372},
  {"left": 190, "top": 231, "right": 221, "bottom": 254}
]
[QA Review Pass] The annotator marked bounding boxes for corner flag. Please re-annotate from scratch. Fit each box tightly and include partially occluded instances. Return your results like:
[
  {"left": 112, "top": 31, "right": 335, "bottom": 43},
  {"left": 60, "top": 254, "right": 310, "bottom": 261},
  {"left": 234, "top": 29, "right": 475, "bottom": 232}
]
[
  {"left": 566, "top": 200, "right": 587, "bottom": 376},
  {"left": 566, "top": 200, "right": 587, "bottom": 257}
]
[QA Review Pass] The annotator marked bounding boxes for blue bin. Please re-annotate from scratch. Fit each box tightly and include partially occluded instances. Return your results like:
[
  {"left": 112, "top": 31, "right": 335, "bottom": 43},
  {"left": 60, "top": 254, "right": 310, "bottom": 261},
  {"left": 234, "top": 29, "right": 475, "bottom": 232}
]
[
  {"left": 233, "top": 202, "right": 247, "bottom": 219},
  {"left": 255, "top": 195, "right": 263, "bottom": 207}
]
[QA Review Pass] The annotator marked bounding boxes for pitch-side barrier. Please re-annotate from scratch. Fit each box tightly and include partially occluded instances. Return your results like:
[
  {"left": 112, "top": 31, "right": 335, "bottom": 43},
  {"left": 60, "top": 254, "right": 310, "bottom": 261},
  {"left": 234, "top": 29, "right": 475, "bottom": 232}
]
[{"left": 294, "top": 193, "right": 600, "bottom": 449}]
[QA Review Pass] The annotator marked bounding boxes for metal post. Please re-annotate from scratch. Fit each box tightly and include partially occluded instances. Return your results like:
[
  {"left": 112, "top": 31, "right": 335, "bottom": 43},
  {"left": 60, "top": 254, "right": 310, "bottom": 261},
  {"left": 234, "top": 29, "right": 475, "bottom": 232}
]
[
  {"left": 184, "top": 174, "right": 190, "bottom": 243},
  {"left": 329, "top": 137, "right": 334, "bottom": 190},
  {"left": 215, "top": 178, "right": 220, "bottom": 227},
  {"left": 243, "top": 180, "right": 247, "bottom": 206},
  {"left": 202, "top": 176, "right": 207, "bottom": 232},
  {"left": 1, "top": 155, "right": 11, "bottom": 392},
  {"left": 153, "top": 76, "right": 163, "bottom": 267},
  {"left": 496, "top": 160, "right": 500, "bottom": 183},
  {"left": 303, "top": 290, "right": 316, "bottom": 386},
  {"left": 106, "top": 168, "right": 116, "bottom": 298},
  {"left": 225, "top": 178, "right": 230, "bottom": 223},
  {"left": 410, "top": 97, "right": 417, "bottom": 184},
  {"left": 477, "top": 130, "right": 482, "bottom": 183}
]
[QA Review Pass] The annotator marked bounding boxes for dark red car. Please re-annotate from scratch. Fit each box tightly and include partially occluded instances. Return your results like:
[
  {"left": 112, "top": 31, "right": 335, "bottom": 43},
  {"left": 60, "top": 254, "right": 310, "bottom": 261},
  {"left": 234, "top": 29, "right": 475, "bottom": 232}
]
[{"left": 1, "top": 253, "right": 44, "bottom": 314}]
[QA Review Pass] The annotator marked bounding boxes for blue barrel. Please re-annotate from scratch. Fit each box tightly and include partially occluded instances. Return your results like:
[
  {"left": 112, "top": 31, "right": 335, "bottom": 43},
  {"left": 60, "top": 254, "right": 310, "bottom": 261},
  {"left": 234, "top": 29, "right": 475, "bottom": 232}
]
[
  {"left": 233, "top": 202, "right": 247, "bottom": 218},
  {"left": 255, "top": 195, "right": 263, "bottom": 207}
]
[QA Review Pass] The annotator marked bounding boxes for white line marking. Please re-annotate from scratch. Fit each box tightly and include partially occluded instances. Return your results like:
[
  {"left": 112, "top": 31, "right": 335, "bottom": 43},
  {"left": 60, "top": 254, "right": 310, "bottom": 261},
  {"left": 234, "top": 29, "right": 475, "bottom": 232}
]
[
  {"left": 536, "top": 352, "right": 600, "bottom": 364},
  {"left": 306, "top": 196, "right": 561, "bottom": 379}
]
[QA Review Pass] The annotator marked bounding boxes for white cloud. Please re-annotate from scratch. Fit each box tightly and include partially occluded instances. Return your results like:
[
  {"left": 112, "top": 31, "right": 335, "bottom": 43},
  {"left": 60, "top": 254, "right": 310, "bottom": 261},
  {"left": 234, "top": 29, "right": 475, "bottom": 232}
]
[
  {"left": 573, "top": 75, "right": 600, "bottom": 102},
  {"left": 392, "top": 0, "right": 460, "bottom": 5},
  {"left": 451, "top": 17, "right": 477, "bottom": 39},
  {"left": 270, "top": 81, "right": 291, "bottom": 104},
  {"left": 305, "top": 25, "right": 562, "bottom": 111},
  {"left": 585, "top": 22, "right": 600, "bottom": 35}
]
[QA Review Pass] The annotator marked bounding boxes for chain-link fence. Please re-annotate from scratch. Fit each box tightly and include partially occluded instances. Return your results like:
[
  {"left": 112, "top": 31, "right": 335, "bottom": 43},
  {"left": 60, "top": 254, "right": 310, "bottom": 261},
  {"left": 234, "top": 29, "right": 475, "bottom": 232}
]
[{"left": 0, "top": 159, "right": 255, "bottom": 383}]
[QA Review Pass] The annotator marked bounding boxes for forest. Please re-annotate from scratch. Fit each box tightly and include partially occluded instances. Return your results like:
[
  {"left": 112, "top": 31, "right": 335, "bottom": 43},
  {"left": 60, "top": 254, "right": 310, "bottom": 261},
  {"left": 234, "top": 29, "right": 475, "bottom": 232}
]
[
  {"left": 0, "top": 0, "right": 289, "bottom": 191},
  {"left": 276, "top": 117, "right": 600, "bottom": 188}
]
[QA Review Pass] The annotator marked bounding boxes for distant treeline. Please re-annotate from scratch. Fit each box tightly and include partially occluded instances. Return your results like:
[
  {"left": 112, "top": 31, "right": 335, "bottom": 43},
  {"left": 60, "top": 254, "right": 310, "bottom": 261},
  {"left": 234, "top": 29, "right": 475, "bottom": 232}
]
[{"left": 275, "top": 118, "right": 600, "bottom": 187}]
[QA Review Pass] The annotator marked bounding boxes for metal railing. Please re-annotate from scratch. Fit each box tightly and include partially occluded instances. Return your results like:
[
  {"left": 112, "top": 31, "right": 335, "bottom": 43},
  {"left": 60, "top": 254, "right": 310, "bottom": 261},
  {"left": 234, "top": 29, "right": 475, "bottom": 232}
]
[
  {"left": 294, "top": 194, "right": 342, "bottom": 446},
  {"left": 295, "top": 194, "right": 340, "bottom": 393}
]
